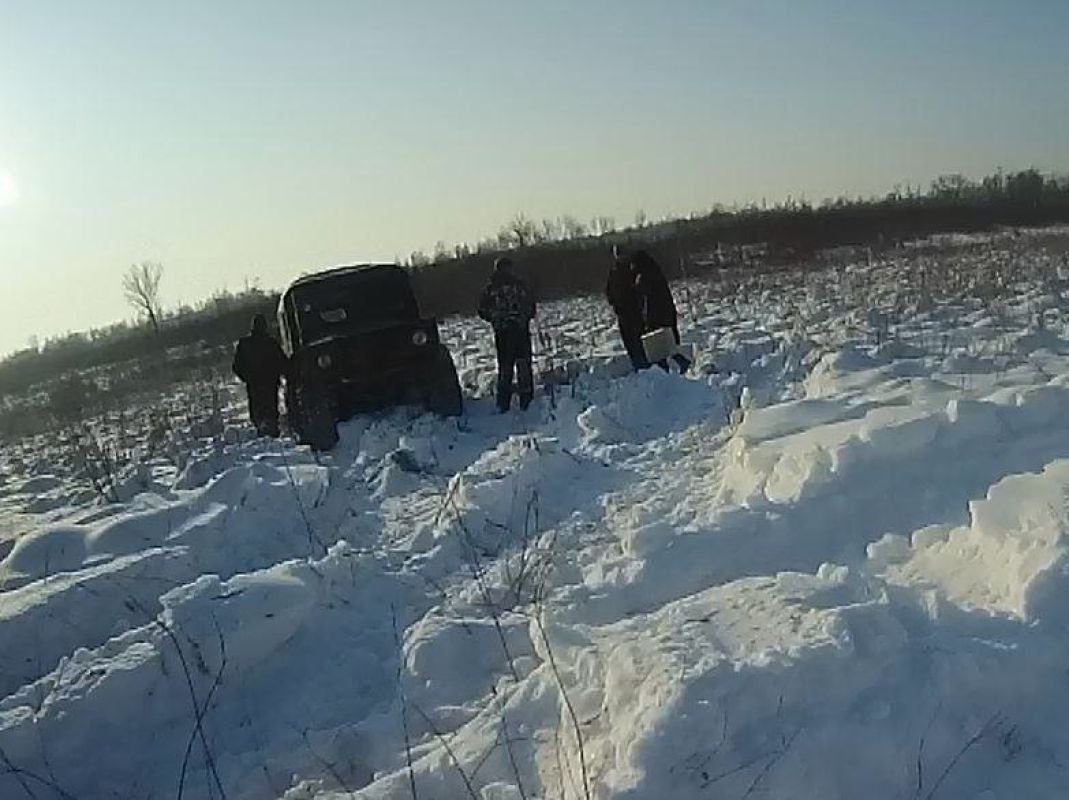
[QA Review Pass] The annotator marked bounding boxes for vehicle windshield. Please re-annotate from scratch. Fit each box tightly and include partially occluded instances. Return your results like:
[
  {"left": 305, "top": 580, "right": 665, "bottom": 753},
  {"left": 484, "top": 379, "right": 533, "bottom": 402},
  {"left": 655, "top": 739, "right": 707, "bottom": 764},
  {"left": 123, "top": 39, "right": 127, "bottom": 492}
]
[{"left": 291, "top": 268, "right": 420, "bottom": 343}]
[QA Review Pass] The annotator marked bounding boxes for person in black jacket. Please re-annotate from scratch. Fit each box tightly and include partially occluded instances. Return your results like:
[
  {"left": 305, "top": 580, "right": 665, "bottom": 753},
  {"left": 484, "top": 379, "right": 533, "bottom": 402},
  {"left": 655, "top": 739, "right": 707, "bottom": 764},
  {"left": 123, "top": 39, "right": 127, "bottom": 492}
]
[
  {"left": 606, "top": 246, "right": 649, "bottom": 371},
  {"left": 232, "top": 314, "right": 288, "bottom": 436},
  {"left": 478, "top": 257, "right": 536, "bottom": 412},
  {"left": 632, "top": 249, "right": 691, "bottom": 373}
]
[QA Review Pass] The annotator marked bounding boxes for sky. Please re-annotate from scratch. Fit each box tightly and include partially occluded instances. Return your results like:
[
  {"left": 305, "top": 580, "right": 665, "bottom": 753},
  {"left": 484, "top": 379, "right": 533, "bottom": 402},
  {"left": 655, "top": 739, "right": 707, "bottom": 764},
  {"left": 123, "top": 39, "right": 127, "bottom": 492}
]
[{"left": 1, "top": 0, "right": 1067, "bottom": 356}]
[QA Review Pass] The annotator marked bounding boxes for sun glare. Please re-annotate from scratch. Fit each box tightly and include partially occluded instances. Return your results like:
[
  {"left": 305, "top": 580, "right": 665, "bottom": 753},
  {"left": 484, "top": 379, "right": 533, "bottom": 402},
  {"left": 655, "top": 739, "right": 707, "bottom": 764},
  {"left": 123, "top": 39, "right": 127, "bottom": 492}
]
[{"left": 0, "top": 171, "right": 20, "bottom": 207}]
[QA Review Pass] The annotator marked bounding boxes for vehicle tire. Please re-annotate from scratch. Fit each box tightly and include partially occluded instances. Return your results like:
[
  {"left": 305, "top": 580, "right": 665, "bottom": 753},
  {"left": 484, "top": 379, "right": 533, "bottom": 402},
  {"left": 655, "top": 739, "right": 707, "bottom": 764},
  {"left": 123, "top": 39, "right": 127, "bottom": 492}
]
[
  {"left": 426, "top": 348, "right": 463, "bottom": 417},
  {"left": 292, "top": 383, "right": 339, "bottom": 451}
]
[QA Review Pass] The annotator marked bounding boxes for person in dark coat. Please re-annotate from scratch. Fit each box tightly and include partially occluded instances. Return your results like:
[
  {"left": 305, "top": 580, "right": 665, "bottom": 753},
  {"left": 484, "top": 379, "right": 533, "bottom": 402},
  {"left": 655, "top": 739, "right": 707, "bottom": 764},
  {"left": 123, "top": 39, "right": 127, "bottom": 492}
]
[
  {"left": 232, "top": 314, "right": 288, "bottom": 436},
  {"left": 631, "top": 249, "right": 691, "bottom": 373},
  {"left": 606, "top": 246, "right": 649, "bottom": 371},
  {"left": 478, "top": 257, "right": 536, "bottom": 412}
]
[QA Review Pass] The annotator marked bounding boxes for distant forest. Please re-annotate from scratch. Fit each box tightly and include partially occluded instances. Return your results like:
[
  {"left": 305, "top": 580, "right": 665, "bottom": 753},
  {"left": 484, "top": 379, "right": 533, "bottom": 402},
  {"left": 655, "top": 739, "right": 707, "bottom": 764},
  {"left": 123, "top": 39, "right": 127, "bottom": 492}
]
[{"left": 2, "top": 167, "right": 1067, "bottom": 435}]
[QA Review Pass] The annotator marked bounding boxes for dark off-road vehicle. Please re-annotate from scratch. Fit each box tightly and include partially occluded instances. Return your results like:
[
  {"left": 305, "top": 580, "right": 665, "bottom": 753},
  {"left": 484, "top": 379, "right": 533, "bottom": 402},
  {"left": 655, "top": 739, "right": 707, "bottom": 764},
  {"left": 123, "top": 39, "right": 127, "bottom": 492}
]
[{"left": 278, "top": 264, "right": 463, "bottom": 450}]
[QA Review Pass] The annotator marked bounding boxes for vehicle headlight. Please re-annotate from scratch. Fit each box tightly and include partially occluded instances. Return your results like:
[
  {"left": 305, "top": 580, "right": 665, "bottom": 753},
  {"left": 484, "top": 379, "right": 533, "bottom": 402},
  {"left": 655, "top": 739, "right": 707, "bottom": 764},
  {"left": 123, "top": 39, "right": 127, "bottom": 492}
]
[
  {"left": 411, "top": 330, "right": 429, "bottom": 346},
  {"left": 317, "top": 353, "right": 333, "bottom": 369}
]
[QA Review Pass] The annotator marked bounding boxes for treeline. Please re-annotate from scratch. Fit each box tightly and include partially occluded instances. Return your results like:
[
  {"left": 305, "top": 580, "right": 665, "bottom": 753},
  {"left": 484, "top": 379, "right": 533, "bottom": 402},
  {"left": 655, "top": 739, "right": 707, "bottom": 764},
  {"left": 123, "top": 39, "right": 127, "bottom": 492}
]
[
  {"left": 2, "top": 168, "right": 1068, "bottom": 407},
  {"left": 408, "top": 168, "right": 1069, "bottom": 318},
  {"left": 0, "top": 289, "right": 279, "bottom": 401}
]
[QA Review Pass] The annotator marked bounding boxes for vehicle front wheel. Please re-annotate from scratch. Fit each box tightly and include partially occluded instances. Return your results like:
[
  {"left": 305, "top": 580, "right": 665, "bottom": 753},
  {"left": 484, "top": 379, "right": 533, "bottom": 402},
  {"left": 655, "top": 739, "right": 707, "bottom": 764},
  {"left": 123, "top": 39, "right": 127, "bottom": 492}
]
[
  {"left": 426, "top": 348, "right": 463, "bottom": 417},
  {"left": 290, "top": 383, "right": 339, "bottom": 451}
]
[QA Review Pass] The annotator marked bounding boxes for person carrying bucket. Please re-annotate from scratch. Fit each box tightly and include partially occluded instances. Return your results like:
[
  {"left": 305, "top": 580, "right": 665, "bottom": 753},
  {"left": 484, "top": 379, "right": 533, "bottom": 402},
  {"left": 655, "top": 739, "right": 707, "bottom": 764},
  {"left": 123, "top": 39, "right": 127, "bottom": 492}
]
[{"left": 631, "top": 249, "right": 691, "bottom": 373}]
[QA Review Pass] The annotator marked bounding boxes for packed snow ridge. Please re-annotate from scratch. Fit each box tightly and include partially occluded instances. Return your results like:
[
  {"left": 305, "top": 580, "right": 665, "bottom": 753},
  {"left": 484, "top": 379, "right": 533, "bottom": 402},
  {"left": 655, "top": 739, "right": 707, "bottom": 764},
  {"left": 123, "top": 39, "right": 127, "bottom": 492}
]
[{"left": 2, "top": 228, "right": 1069, "bottom": 799}]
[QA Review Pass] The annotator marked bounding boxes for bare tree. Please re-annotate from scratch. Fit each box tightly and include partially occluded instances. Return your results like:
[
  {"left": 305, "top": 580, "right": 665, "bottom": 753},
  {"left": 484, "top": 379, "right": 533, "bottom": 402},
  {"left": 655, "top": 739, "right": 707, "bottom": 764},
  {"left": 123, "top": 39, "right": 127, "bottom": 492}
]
[
  {"left": 590, "top": 215, "right": 616, "bottom": 236},
  {"left": 122, "top": 261, "right": 164, "bottom": 334},
  {"left": 559, "top": 215, "right": 587, "bottom": 240},
  {"left": 500, "top": 214, "right": 538, "bottom": 249}
]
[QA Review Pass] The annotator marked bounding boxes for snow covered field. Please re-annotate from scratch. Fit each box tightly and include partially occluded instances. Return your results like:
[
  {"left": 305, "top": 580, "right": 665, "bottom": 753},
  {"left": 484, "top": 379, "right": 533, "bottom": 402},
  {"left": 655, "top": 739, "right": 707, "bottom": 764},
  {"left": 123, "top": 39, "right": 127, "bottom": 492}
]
[{"left": 3, "top": 228, "right": 1069, "bottom": 798}]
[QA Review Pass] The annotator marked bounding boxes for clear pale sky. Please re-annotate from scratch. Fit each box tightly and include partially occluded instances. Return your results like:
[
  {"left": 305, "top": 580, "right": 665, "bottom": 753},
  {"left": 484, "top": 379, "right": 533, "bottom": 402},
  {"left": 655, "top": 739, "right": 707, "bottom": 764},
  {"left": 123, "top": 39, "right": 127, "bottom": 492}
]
[{"left": 1, "top": 1, "right": 1067, "bottom": 356}]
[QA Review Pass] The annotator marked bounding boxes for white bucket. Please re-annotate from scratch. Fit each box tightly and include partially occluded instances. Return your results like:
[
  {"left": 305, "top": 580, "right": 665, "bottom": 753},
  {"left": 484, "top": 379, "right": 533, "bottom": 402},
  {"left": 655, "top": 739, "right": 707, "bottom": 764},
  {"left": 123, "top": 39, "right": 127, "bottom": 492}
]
[{"left": 642, "top": 327, "right": 677, "bottom": 363}]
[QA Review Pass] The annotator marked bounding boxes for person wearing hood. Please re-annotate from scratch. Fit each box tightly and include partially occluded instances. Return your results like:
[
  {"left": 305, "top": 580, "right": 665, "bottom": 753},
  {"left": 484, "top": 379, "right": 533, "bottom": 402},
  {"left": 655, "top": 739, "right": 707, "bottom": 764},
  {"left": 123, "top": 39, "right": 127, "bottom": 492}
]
[
  {"left": 631, "top": 249, "right": 691, "bottom": 373},
  {"left": 478, "top": 256, "right": 536, "bottom": 412},
  {"left": 232, "top": 313, "right": 288, "bottom": 436},
  {"left": 606, "top": 245, "right": 649, "bottom": 371}
]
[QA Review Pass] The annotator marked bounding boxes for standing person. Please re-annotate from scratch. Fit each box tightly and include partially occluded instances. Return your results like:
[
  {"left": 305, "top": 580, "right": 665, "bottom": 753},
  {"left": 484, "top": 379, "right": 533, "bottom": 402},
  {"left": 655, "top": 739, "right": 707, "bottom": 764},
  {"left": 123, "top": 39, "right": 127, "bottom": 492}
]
[
  {"left": 478, "top": 257, "right": 536, "bottom": 412},
  {"left": 232, "top": 314, "right": 288, "bottom": 436},
  {"left": 606, "top": 246, "right": 649, "bottom": 371},
  {"left": 632, "top": 249, "right": 692, "bottom": 373}
]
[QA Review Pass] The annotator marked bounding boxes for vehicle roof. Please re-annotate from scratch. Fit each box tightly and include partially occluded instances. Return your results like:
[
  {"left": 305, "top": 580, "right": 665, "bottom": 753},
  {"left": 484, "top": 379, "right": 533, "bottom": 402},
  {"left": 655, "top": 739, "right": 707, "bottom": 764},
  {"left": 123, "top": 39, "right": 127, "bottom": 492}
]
[{"left": 283, "top": 263, "right": 409, "bottom": 295}]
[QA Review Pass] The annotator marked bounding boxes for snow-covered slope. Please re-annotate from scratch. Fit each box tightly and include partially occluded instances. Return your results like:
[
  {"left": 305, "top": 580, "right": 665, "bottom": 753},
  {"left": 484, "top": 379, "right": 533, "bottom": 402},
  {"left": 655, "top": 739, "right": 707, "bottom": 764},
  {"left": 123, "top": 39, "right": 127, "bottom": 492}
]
[{"left": 2, "top": 229, "right": 1069, "bottom": 799}]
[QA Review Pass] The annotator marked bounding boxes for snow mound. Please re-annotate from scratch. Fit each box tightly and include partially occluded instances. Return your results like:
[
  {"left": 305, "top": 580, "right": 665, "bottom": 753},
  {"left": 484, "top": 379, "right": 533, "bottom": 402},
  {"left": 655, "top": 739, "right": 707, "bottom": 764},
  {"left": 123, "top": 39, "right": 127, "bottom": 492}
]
[{"left": 886, "top": 459, "right": 1069, "bottom": 620}]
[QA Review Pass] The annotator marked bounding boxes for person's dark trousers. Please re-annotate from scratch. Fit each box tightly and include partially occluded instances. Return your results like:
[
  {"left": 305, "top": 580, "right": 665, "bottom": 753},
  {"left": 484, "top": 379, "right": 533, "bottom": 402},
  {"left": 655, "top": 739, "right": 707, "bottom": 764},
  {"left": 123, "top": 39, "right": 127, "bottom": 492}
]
[
  {"left": 618, "top": 318, "right": 650, "bottom": 371},
  {"left": 494, "top": 325, "right": 534, "bottom": 412},
  {"left": 247, "top": 381, "right": 281, "bottom": 437}
]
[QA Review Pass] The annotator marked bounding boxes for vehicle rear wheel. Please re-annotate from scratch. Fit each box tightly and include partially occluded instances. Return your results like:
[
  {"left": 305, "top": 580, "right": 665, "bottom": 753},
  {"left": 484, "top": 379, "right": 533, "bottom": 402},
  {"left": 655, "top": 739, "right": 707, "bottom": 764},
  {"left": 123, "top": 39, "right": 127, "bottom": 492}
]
[{"left": 426, "top": 348, "right": 463, "bottom": 417}]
